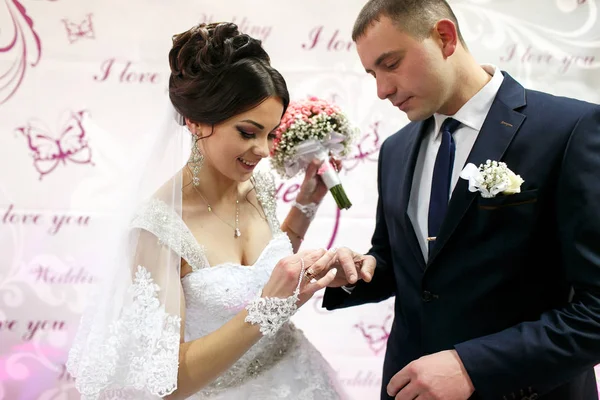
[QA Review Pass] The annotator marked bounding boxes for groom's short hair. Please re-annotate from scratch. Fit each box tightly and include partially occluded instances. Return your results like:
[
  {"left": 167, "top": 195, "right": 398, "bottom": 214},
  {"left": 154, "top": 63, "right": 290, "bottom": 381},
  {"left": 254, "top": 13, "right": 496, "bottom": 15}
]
[{"left": 352, "top": 0, "right": 466, "bottom": 47}]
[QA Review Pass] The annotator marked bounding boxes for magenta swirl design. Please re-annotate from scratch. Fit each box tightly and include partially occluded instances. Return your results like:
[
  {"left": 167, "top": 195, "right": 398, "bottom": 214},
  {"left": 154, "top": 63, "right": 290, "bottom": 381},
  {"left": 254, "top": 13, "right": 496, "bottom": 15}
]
[{"left": 0, "top": 0, "right": 41, "bottom": 105}]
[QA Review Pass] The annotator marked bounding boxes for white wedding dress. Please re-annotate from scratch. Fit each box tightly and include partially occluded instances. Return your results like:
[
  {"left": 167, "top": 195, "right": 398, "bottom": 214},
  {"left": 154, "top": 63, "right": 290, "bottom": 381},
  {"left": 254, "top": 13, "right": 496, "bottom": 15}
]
[{"left": 122, "top": 171, "right": 344, "bottom": 399}]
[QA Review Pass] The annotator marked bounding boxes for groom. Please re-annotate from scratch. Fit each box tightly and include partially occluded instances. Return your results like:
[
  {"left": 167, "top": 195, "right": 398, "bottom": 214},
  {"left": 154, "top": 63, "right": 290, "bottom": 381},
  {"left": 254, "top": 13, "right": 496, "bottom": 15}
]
[{"left": 322, "top": 0, "right": 600, "bottom": 399}]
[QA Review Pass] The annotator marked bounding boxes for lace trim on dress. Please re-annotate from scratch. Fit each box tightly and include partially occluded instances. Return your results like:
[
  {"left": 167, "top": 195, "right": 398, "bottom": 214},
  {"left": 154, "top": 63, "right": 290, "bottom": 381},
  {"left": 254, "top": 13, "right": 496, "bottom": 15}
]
[
  {"left": 253, "top": 171, "right": 282, "bottom": 235},
  {"left": 131, "top": 198, "right": 208, "bottom": 271},
  {"left": 67, "top": 266, "right": 181, "bottom": 400}
]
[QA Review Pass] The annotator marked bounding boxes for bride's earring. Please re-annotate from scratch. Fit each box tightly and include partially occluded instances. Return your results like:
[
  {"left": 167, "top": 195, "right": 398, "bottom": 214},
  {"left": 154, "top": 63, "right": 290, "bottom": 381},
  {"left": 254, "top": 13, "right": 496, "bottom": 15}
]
[{"left": 188, "top": 136, "right": 204, "bottom": 187}]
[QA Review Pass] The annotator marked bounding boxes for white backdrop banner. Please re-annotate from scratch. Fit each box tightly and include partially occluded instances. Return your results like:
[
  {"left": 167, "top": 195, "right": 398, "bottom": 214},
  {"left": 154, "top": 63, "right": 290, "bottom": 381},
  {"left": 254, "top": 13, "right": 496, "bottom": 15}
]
[{"left": 0, "top": 0, "right": 599, "bottom": 399}]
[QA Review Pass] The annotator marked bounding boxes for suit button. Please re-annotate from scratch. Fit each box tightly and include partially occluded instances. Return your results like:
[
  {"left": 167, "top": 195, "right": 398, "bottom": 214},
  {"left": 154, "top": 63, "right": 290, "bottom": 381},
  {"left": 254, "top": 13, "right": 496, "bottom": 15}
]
[{"left": 422, "top": 291, "right": 435, "bottom": 302}]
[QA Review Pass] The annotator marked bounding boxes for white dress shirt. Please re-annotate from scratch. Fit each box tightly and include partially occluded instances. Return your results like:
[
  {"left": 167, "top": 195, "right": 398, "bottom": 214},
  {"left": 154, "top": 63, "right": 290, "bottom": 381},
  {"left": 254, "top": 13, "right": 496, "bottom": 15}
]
[{"left": 407, "top": 65, "right": 504, "bottom": 262}]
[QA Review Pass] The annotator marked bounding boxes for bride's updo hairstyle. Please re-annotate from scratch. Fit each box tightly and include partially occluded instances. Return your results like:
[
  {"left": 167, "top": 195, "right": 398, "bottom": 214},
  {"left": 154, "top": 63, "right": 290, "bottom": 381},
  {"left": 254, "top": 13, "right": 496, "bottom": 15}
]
[{"left": 168, "top": 22, "right": 289, "bottom": 126}]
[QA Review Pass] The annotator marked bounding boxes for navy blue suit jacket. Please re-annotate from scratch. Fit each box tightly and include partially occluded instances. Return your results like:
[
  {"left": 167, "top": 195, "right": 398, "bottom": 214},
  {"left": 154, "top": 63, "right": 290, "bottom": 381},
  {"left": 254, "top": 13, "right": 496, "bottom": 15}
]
[{"left": 323, "top": 72, "right": 600, "bottom": 400}]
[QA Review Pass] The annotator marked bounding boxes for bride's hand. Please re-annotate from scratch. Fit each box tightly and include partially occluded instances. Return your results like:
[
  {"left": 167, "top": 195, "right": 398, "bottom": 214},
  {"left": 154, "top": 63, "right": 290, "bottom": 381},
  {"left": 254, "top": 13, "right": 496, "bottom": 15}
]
[
  {"left": 297, "top": 249, "right": 338, "bottom": 307},
  {"left": 262, "top": 248, "right": 337, "bottom": 305},
  {"left": 296, "top": 157, "right": 343, "bottom": 205}
]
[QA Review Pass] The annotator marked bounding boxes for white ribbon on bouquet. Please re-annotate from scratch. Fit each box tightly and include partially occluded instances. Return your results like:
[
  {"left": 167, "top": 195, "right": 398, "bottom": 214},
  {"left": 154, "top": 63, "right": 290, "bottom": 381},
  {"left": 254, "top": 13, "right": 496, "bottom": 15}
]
[{"left": 283, "top": 131, "right": 346, "bottom": 188}]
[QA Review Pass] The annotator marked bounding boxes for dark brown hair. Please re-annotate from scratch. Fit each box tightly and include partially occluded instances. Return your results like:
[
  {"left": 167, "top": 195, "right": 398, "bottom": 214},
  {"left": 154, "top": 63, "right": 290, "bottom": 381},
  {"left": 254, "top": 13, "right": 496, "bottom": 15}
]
[
  {"left": 352, "top": 0, "right": 466, "bottom": 47},
  {"left": 168, "top": 22, "right": 289, "bottom": 126}
]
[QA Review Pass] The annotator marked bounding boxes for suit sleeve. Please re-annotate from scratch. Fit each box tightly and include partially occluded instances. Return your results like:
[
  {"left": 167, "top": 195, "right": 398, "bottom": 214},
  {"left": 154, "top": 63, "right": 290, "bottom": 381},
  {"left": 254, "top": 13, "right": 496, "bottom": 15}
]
[
  {"left": 454, "top": 105, "right": 600, "bottom": 398},
  {"left": 323, "top": 139, "right": 397, "bottom": 310}
]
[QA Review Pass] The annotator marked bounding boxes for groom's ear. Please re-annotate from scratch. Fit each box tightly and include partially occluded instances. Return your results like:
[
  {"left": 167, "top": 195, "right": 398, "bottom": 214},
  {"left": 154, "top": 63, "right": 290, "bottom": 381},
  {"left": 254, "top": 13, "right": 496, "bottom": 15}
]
[{"left": 433, "top": 19, "right": 458, "bottom": 58}]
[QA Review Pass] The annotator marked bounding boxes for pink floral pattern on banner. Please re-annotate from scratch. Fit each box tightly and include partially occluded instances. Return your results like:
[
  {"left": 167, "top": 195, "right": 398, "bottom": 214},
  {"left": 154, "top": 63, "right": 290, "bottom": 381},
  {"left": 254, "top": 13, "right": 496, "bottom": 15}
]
[
  {"left": 354, "top": 313, "right": 392, "bottom": 356},
  {"left": 0, "top": 0, "right": 41, "bottom": 105},
  {"left": 16, "top": 110, "right": 94, "bottom": 180},
  {"left": 62, "top": 13, "right": 94, "bottom": 44},
  {"left": 344, "top": 121, "right": 382, "bottom": 172}
]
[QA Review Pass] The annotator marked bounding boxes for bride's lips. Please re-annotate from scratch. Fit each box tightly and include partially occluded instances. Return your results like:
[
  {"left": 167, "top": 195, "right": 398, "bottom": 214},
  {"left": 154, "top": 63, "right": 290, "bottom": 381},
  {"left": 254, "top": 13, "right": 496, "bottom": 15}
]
[{"left": 238, "top": 157, "right": 258, "bottom": 171}]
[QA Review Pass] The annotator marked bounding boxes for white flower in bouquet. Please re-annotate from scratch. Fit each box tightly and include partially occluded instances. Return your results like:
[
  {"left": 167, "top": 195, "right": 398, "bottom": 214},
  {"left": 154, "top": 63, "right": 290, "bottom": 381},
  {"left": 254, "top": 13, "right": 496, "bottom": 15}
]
[{"left": 270, "top": 97, "right": 358, "bottom": 209}]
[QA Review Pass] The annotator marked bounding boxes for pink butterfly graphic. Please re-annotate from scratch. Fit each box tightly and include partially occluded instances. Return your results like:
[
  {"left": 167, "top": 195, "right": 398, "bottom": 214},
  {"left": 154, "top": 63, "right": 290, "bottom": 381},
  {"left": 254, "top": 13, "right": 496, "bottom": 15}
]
[
  {"left": 62, "top": 13, "right": 94, "bottom": 44},
  {"left": 344, "top": 121, "right": 382, "bottom": 172},
  {"left": 354, "top": 313, "right": 392, "bottom": 355},
  {"left": 17, "top": 110, "right": 94, "bottom": 180}
]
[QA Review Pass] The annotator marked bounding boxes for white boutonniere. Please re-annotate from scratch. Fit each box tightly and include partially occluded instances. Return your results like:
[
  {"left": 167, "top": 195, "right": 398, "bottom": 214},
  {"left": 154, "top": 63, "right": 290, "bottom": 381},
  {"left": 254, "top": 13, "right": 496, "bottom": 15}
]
[{"left": 459, "top": 160, "right": 524, "bottom": 198}]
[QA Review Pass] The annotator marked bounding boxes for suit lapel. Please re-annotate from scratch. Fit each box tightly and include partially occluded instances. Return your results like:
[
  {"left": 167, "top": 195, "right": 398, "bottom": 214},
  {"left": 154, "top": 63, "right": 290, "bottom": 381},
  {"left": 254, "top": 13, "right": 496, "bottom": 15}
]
[
  {"left": 427, "top": 73, "right": 527, "bottom": 266},
  {"left": 397, "top": 119, "right": 432, "bottom": 270}
]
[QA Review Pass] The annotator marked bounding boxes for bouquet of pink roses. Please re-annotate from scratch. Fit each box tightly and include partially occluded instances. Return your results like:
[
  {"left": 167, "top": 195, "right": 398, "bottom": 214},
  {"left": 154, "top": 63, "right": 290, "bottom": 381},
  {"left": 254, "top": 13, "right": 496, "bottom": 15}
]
[{"left": 270, "top": 96, "right": 358, "bottom": 210}]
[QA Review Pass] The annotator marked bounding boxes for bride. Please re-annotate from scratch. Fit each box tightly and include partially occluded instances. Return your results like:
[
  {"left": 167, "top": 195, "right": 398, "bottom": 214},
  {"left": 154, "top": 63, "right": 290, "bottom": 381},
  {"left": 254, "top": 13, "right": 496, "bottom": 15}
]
[{"left": 66, "top": 22, "right": 347, "bottom": 399}]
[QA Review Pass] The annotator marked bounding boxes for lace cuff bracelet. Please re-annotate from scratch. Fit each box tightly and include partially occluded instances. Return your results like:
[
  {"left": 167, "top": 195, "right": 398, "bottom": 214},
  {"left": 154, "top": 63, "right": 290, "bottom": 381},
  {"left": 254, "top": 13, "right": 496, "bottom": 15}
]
[
  {"left": 292, "top": 201, "right": 318, "bottom": 222},
  {"left": 245, "top": 258, "right": 306, "bottom": 336}
]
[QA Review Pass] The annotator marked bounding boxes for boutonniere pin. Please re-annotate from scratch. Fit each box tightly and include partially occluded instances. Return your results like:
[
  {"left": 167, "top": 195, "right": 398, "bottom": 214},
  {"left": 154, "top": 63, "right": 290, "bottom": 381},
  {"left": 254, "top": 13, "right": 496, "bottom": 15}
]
[{"left": 459, "top": 160, "right": 524, "bottom": 198}]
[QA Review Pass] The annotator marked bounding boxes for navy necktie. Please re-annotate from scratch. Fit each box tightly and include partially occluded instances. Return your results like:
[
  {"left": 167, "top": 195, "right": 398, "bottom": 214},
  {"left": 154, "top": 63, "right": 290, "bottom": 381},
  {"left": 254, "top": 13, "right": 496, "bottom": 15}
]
[{"left": 428, "top": 118, "right": 461, "bottom": 255}]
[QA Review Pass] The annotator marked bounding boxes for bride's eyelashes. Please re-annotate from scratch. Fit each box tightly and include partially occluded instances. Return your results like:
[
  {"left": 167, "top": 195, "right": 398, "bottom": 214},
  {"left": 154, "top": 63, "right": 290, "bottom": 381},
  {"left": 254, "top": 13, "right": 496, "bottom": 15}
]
[
  {"left": 237, "top": 128, "right": 276, "bottom": 141},
  {"left": 237, "top": 128, "right": 255, "bottom": 139}
]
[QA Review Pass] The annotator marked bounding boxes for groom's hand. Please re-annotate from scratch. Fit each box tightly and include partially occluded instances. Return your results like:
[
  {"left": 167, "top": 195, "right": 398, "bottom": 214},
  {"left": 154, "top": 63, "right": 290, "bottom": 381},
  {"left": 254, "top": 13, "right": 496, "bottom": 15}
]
[
  {"left": 387, "top": 350, "right": 475, "bottom": 400},
  {"left": 327, "top": 247, "right": 376, "bottom": 287}
]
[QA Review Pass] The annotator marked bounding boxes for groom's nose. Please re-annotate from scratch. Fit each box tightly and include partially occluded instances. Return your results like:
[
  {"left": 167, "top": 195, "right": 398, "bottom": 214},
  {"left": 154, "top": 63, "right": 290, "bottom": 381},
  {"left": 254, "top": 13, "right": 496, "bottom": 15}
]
[{"left": 376, "top": 75, "right": 396, "bottom": 100}]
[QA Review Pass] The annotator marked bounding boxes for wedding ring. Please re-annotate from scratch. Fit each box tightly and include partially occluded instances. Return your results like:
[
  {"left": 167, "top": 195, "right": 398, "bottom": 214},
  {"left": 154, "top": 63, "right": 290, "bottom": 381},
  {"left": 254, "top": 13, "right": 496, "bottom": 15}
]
[{"left": 304, "top": 268, "right": 316, "bottom": 280}]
